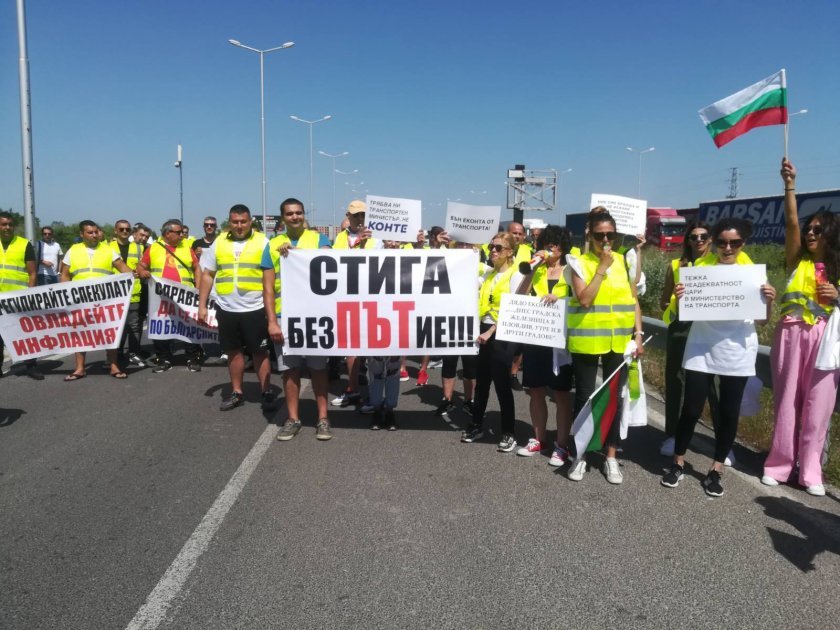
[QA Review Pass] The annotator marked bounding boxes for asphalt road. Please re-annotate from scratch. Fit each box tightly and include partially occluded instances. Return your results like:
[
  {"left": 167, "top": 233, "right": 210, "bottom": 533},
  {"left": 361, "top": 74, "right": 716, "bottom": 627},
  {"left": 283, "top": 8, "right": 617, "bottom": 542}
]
[{"left": 2, "top": 349, "right": 839, "bottom": 629}]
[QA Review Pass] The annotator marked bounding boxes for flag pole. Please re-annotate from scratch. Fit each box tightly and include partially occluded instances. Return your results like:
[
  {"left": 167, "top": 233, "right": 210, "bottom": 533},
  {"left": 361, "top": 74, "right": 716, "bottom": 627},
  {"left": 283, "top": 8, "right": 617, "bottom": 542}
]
[
  {"left": 781, "top": 68, "right": 788, "bottom": 159},
  {"left": 583, "top": 335, "right": 654, "bottom": 403}
]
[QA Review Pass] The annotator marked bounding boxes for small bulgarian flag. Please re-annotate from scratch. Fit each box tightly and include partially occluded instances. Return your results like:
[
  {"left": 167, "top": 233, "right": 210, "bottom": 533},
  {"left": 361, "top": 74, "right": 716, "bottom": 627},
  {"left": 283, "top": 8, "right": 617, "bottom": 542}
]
[
  {"left": 699, "top": 69, "right": 788, "bottom": 148},
  {"left": 571, "top": 365, "right": 623, "bottom": 455}
]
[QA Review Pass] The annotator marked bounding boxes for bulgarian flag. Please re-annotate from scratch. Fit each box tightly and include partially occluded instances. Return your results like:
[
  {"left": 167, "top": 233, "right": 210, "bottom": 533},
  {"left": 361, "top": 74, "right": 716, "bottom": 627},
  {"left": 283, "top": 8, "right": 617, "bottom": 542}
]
[
  {"left": 699, "top": 70, "right": 787, "bottom": 148},
  {"left": 571, "top": 365, "right": 623, "bottom": 455}
]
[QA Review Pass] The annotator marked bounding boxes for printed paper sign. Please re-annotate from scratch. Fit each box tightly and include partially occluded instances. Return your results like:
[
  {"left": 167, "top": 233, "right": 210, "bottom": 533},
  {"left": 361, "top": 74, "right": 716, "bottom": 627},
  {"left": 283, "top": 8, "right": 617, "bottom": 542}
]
[
  {"left": 589, "top": 193, "right": 647, "bottom": 236},
  {"left": 147, "top": 276, "right": 218, "bottom": 344},
  {"left": 495, "top": 293, "right": 567, "bottom": 348},
  {"left": 679, "top": 264, "right": 767, "bottom": 321},
  {"left": 366, "top": 195, "right": 421, "bottom": 242},
  {"left": 281, "top": 249, "right": 479, "bottom": 356},
  {"left": 0, "top": 274, "right": 133, "bottom": 361},
  {"left": 445, "top": 202, "right": 502, "bottom": 244}
]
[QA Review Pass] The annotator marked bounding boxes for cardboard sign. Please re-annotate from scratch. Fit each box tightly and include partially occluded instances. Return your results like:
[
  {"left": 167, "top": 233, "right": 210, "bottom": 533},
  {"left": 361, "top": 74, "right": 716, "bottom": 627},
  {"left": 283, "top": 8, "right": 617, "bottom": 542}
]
[
  {"left": 0, "top": 274, "right": 133, "bottom": 361},
  {"left": 365, "top": 195, "right": 421, "bottom": 242},
  {"left": 147, "top": 276, "right": 218, "bottom": 344},
  {"left": 281, "top": 249, "right": 479, "bottom": 356},
  {"left": 445, "top": 201, "right": 502, "bottom": 244},
  {"left": 589, "top": 193, "right": 647, "bottom": 236},
  {"left": 495, "top": 293, "right": 567, "bottom": 348},
  {"left": 679, "top": 264, "right": 767, "bottom": 321}
]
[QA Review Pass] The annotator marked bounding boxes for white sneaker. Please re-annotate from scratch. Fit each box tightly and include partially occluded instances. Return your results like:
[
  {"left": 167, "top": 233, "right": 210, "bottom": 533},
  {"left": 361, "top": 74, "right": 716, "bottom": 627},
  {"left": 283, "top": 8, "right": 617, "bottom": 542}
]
[
  {"left": 806, "top": 484, "right": 826, "bottom": 497},
  {"left": 659, "top": 436, "right": 675, "bottom": 457},
  {"left": 568, "top": 458, "right": 587, "bottom": 481},
  {"left": 548, "top": 444, "right": 569, "bottom": 467},
  {"left": 605, "top": 457, "right": 623, "bottom": 485},
  {"left": 724, "top": 449, "right": 736, "bottom": 467},
  {"left": 516, "top": 438, "right": 543, "bottom": 457},
  {"left": 760, "top": 475, "right": 779, "bottom": 487},
  {"left": 428, "top": 359, "right": 443, "bottom": 369}
]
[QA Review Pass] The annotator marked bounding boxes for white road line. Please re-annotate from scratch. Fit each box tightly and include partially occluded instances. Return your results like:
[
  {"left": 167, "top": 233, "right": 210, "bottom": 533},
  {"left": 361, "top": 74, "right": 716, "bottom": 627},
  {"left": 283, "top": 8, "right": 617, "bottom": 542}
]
[{"left": 125, "top": 421, "right": 280, "bottom": 629}]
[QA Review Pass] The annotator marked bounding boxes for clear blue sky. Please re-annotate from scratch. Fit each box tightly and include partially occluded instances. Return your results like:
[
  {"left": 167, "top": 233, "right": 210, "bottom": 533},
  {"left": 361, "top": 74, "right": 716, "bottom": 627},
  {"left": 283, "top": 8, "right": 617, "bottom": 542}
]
[{"left": 1, "top": 0, "right": 838, "bottom": 232}]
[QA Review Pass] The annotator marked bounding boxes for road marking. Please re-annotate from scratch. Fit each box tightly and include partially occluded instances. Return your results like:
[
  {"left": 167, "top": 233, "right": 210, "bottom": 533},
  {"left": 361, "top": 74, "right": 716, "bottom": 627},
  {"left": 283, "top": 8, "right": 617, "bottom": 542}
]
[{"left": 125, "top": 417, "right": 283, "bottom": 629}]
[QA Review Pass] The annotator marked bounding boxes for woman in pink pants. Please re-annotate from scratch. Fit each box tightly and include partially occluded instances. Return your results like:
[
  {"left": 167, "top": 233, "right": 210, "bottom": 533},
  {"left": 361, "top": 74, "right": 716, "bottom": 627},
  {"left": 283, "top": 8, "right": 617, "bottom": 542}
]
[{"left": 763, "top": 159, "right": 840, "bottom": 496}]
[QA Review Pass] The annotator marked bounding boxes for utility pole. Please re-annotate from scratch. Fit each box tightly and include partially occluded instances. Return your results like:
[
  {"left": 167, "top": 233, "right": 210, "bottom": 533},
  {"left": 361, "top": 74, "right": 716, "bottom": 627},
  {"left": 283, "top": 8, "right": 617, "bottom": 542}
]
[
  {"left": 16, "top": 0, "right": 36, "bottom": 241},
  {"left": 727, "top": 167, "right": 739, "bottom": 199}
]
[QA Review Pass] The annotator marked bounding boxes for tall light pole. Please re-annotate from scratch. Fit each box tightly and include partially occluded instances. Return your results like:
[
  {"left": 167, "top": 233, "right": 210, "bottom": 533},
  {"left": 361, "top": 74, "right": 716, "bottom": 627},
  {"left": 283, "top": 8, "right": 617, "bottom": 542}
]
[
  {"left": 16, "top": 0, "right": 36, "bottom": 241},
  {"left": 174, "top": 144, "right": 184, "bottom": 223},
  {"left": 318, "top": 150, "right": 349, "bottom": 229},
  {"left": 290, "top": 115, "right": 332, "bottom": 223},
  {"left": 625, "top": 146, "right": 655, "bottom": 198},
  {"left": 557, "top": 167, "right": 572, "bottom": 224},
  {"left": 228, "top": 38, "right": 295, "bottom": 227}
]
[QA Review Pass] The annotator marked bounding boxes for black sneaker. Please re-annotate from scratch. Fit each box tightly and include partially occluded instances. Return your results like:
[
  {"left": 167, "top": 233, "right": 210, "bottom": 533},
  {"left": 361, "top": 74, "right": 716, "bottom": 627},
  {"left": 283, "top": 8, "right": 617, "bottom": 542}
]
[
  {"left": 434, "top": 399, "right": 455, "bottom": 416},
  {"left": 370, "top": 407, "right": 382, "bottom": 431},
  {"left": 128, "top": 353, "right": 146, "bottom": 367},
  {"left": 261, "top": 391, "right": 278, "bottom": 412},
  {"left": 385, "top": 408, "right": 398, "bottom": 431},
  {"left": 661, "top": 463, "right": 684, "bottom": 488},
  {"left": 220, "top": 391, "right": 244, "bottom": 411},
  {"left": 510, "top": 375, "right": 523, "bottom": 391},
  {"left": 703, "top": 470, "right": 724, "bottom": 497},
  {"left": 461, "top": 423, "right": 484, "bottom": 443},
  {"left": 462, "top": 400, "right": 474, "bottom": 416},
  {"left": 153, "top": 360, "right": 172, "bottom": 373},
  {"left": 186, "top": 359, "right": 202, "bottom": 373}
]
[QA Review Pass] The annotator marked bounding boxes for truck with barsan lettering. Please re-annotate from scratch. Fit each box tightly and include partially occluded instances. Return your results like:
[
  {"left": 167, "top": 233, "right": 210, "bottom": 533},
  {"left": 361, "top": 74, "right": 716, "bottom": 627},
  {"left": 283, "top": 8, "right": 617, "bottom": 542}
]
[{"left": 698, "top": 189, "right": 840, "bottom": 244}]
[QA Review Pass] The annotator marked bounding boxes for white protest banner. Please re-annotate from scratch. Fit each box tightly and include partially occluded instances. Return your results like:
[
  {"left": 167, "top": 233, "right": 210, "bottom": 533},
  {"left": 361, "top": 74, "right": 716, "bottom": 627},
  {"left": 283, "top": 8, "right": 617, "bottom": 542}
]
[
  {"left": 147, "top": 276, "right": 218, "bottom": 344},
  {"left": 445, "top": 201, "right": 501, "bottom": 244},
  {"left": 0, "top": 273, "right": 133, "bottom": 362},
  {"left": 495, "top": 293, "right": 567, "bottom": 348},
  {"left": 679, "top": 264, "right": 767, "bottom": 321},
  {"left": 365, "top": 195, "right": 422, "bottom": 242},
  {"left": 281, "top": 249, "right": 479, "bottom": 356},
  {"left": 589, "top": 193, "right": 647, "bottom": 236}
]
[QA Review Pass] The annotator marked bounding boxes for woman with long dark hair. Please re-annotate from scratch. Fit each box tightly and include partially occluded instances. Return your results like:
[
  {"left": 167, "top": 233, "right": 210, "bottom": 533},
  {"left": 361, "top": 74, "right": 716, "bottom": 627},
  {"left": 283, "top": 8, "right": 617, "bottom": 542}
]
[{"left": 762, "top": 160, "right": 840, "bottom": 496}]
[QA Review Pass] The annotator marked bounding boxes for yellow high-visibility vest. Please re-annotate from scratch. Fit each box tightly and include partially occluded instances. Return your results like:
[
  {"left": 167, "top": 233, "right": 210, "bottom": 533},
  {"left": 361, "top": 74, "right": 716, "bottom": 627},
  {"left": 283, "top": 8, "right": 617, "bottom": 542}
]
[
  {"left": 781, "top": 257, "right": 835, "bottom": 325},
  {"left": 479, "top": 266, "right": 516, "bottom": 322},
  {"left": 0, "top": 236, "right": 31, "bottom": 292},
  {"left": 148, "top": 240, "right": 195, "bottom": 287},
  {"left": 269, "top": 229, "right": 322, "bottom": 314},
  {"left": 67, "top": 242, "right": 115, "bottom": 280},
  {"left": 531, "top": 265, "right": 569, "bottom": 299},
  {"left": 333, "top": 230, "right": 378, "bottom": 249},
  {"left": 214, "top": 232, "right": 267, "bottom": 295},
  {"left": 111, "top": 240, "right": 144, "bottom": 302}
]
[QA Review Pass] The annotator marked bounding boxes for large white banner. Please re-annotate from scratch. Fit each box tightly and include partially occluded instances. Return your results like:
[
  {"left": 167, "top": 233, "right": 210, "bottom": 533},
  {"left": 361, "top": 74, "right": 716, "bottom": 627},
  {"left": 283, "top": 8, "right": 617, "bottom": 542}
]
[
  {"left": 495, "top": 293, "right": 567, "bottom": 348},
  {"left": 366, "top": 195, "right": 422, "bottom": 242},
  {"left": 0, "top": 273, "right": 133, "bottom": 361},
  {"left": 589, "top": 193, "right": 647, "bottom": 236},
  {"left": 445, "top": 201, "right": 501, "bottom": 244},
  {"left": 147, "top": 276, "right": 218, "bottom": 344},
  {"left": 280, "top": 249, "right": 480, "bottom": 356},
  {"left": 679, "top": 264, "right": 767, "bottom": 321}
]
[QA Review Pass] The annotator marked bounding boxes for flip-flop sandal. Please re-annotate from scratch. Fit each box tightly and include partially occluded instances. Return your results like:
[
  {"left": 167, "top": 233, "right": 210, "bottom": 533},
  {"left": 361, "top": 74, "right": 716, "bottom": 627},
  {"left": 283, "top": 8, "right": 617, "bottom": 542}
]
[
  {"left": 110, "top": 372, "right": 128, "bottom": 379},
  {"left": 64, "top": 373, "right": 86, "bottom": 382}
]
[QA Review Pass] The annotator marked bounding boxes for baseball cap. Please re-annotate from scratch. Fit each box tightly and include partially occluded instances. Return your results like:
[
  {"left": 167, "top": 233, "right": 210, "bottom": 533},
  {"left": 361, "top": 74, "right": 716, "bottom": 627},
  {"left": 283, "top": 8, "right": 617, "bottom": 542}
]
[{"left": 346, "top": 199, "right": 366, "bottom": 215}]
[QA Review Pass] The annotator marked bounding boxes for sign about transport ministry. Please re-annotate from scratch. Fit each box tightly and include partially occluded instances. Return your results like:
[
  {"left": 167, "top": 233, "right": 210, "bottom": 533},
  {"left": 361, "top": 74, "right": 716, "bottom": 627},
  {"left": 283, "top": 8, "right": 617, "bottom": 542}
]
[
  {"left": 280, "top": 250, "right": 479, "bottom": 356},
  {"left": 365, "top": 195, "right": 421, "bottom": 241},
  {"left": 679, "top": 264, "right": 767, "bottom": 321},
  {"left": 0, "top": 273, "right": 133, "bottom": 361}
]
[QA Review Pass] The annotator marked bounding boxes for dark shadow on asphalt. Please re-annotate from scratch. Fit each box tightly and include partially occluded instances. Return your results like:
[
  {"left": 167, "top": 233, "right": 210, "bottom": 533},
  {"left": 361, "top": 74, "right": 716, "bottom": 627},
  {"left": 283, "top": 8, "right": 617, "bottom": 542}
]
[
  {"left": 755, "top": 495, "right": 840, "bottom": 572},
  {"left": 0, "top": 408, "right": 25, "bottom": 427}
]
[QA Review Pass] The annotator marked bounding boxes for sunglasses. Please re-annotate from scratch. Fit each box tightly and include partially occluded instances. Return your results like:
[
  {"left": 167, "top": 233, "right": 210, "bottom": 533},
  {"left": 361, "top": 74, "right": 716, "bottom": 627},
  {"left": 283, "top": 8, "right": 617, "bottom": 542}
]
[
  {"left": 116, "top": 227, "right": 131, "bottom": 232},
  {"left": 169, "top": 229, "right": 184, "bottom": 235},
  {"left": 804, "top": 225, "right": 823, "bottom": 237},
  {"left": 489, "top": 244, "right": 508, "bottom": 252},
  {"left": 204, "top": 223, "right": 217, "bottom": 227},
  {"left": 715, "top": 238, "right": 744, "bottom": 249},
  {"left": 688, "top": 233, "right": 710, "bottom": 242},
  {"left": 591, "top": 231, "right": 617, "bottom": 241}
]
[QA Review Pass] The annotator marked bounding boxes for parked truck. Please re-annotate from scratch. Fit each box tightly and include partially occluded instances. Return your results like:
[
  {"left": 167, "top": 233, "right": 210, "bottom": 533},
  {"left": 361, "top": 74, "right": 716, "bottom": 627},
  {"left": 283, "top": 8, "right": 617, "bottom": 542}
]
[{"left": 646, "top": 207, "right": 685, "bottom": 252}]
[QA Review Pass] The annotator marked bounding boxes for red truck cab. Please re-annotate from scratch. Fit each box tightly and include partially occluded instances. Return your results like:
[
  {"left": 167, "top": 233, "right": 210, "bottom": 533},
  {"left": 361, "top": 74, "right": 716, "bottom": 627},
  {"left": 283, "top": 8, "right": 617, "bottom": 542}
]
[{"left": 646, "top": 207, "right": 685, "bottom": 252}]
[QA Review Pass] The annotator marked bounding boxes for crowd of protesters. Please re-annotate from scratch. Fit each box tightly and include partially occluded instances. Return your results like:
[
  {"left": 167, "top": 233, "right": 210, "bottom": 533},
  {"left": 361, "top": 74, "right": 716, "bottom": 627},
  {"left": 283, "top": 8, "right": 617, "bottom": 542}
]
[{"left": 1, "top": 158, "right": 837, "bottom": 497}]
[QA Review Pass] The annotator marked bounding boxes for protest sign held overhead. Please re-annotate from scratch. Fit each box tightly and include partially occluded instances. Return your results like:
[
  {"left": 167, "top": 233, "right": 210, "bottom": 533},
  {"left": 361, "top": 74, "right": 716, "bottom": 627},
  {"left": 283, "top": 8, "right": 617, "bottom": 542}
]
[
  {"left": 679, "top": 264, "right": 767, "bottom": 321},
  {"left": 445, "top": 201, "right": 501, "bottom": 244},
  {"left": 281, "top": 249, "right": 479, "bottom": 356},
  {"left": 589, "top": 193, "right": 647, "bottom": 236},
  {"left": 147, "top": 276, "right": 218, "bottom": 344},
  {"left": 365, "top": 195, "right": 422, "bottom": 241},
  {"left": 495, "top": 293, "right": 567, "bottom": 348},
  {"left": 0, "top": 273, "right": 133, "bottom": 361}
]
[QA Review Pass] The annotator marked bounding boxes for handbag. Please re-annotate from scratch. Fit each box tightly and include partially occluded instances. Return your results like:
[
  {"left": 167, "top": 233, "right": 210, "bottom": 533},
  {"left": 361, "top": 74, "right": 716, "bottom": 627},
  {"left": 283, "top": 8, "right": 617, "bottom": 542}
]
[{"left": 815, "top": 308, "right": 840, "bottom": 371}]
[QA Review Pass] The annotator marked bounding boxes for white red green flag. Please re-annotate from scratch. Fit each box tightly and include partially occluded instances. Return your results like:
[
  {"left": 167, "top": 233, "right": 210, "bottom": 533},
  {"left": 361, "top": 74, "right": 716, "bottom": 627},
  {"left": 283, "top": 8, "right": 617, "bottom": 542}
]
[
  {"left": 571, "top": 366, "right": 623, "bottom": 455},
  {"left": 698, "top": 70, "right": 787, "bottom": 148}
]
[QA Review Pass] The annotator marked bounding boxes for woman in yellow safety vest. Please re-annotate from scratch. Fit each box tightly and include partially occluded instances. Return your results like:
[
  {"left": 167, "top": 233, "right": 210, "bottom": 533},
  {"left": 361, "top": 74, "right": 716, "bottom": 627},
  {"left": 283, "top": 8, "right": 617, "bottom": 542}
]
[
  {"left": 762, "top": 160, "right": 840, "bottom": 496},
  {"left": 661, "top": 217, "right": 775, "bottom": 497},
  {"left": 566, "top": 212, "right": 643, "bottom": 485},
  {"left": 461, "top": 232, "right": 520, "bottom": 451},
  {"left": 514, "top": 225, "right": 575, "bottom": 465}
]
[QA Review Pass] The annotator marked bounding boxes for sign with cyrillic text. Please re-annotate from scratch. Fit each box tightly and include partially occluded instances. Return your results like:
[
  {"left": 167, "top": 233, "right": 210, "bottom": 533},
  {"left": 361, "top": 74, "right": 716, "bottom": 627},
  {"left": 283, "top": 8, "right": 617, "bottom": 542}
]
[
  {"left": 281, "top": 250, "right": 479, "bottom": 356},
  {"left": 147, "top": 276, "right": 218, "bottom": 344},
  {"left": 589, "top": 193, "right": 647, "bottom": 236},
  {"left": 366, "top": 195, "right": 421, "bottom": 242},
  {"left": 445, "top": 201, "right": 501, "bottom": 244},
  {"left": 0, "top": 273, "right": 133, "bottom": 361},
  {"left": 679, "top": 264, "right": 767, "bottom": 321},
  {"left": 495, "top": 293, "right": 567, "bottom": 348}
]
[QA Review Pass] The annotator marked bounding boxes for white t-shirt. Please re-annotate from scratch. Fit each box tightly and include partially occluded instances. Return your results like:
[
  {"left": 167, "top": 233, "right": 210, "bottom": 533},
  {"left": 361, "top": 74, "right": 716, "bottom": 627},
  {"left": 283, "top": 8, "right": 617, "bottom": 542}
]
[
  {"left": 38, "top": 241, "right": 63, "bottom": 277},
  {"left": 200, "top": 236, "right": 270, "bottom": 313},
  {"left": 683, "top": 320, "right": 758, "bottom": 377}
]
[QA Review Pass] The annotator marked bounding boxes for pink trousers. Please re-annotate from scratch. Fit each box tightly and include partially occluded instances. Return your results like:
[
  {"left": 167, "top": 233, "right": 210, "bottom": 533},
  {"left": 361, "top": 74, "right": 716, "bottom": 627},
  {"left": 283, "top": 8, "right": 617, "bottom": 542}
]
[{"left": 765, "top": 318, "right": 839, "bottom": 488}]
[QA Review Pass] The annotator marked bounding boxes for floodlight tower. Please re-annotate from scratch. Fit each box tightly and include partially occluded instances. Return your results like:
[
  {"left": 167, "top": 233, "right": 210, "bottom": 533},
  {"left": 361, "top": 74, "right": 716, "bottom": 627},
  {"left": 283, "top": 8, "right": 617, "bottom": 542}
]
[{"left": 506, "top": 164, "right": 557, "bottom": 224}]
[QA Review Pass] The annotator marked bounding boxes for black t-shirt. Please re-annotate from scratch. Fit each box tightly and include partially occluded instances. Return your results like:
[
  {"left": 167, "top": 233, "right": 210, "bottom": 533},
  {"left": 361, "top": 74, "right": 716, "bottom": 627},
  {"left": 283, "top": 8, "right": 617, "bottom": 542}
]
[{"left": 191, "top": 237, "right": 215, "bottom": 251}]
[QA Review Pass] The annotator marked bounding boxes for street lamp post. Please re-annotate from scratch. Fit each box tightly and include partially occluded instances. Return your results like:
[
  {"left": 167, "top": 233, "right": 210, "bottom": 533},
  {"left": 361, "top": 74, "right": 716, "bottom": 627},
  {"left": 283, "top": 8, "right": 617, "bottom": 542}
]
[
  {"left": 557, "top": 167, "right": 572, "bottom": 224},
  {"left": 228, "top": 38, "right": 295, "bottom": 227},
  {"left": 174, "top": 144, "right": 184, "bottom": 223},
  {"left": 625, "top": 146, "right": 655, "bottom": 198},
  {"left": 290, "top": 115, "right": 332, "bottom": 224},
  {"left": 318, "top": 150, "right": 349, "bottom": 229}
]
